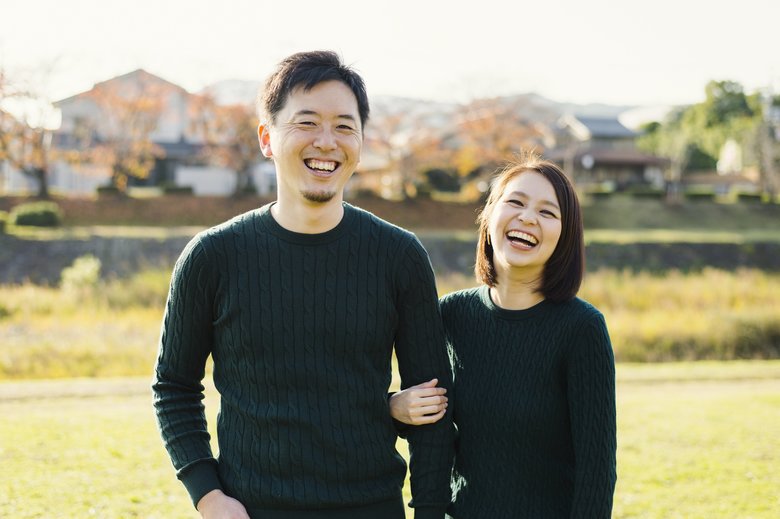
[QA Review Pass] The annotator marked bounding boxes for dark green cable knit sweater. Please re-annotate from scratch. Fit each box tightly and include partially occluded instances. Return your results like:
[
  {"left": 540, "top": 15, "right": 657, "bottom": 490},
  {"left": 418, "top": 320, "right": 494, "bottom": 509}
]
[
  {"left": 153, "top": 203, "right": 454, "bottom": 519},
  {"left": 441, "top": 286, "right": 616, "bottom": 519}
]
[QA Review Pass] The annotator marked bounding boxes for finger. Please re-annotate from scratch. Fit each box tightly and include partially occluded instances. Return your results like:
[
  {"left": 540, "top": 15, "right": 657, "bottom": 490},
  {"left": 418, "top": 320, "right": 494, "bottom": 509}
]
[
  {"left": 410, "top": 388, "right": 447, "bottom": 399},
  {"left": 413, "top": 408, "right": 446, "bottom": 425},
  {"left": 420, "top": 378, "right": 446, "bottom": 392},
  {"left": 420, "top": 395, "right": 448, "bottom": 406},
  {"left": 415, "top": 378, "right": 439, "bottom": 389},
  {"left": 412, "top": 403, "right": 447, "bottom": 416},
  {"left": 411, "top": 395, "right": 447, "bottom": 408}
]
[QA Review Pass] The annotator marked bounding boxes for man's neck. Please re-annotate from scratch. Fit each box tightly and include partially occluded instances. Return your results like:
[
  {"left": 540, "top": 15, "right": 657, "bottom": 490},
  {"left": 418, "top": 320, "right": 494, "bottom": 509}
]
[{"left": 270, "top": 196, "right": 345, "bottom": 234}]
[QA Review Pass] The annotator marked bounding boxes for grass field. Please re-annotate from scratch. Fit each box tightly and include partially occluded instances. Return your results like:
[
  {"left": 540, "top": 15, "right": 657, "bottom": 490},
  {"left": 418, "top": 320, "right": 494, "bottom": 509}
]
[
  {"left": 2, "top": 269, "right": 779, "bottom": 381},
  {"left": 1, "top": 361, "right": 778, "bottom": 518}
]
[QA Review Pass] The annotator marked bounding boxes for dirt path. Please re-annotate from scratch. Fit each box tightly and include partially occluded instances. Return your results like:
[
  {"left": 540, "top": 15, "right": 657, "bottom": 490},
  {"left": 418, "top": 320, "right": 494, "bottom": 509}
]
[{"left": 0, "top": 376, "right": 154, "bottom": 401}]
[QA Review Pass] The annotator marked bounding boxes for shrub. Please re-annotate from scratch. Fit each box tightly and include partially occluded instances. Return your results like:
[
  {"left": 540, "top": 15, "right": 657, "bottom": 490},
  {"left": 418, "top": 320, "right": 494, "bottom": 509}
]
[
  {"left": 10, "top": 201, "right": 63, "bottom": 227},
  {"left": 587, "top": 190, "right": 613, "bottom": 200},
  {"left": 96, "top": 185, "right": 122, "bottom": 196},
  {"left": 163, "top": 185, "right": 194, "bottom": 195},
  {"left": 628, "top": 186, "right": 665, "bottom": 199},
  {"left": 423, "top": 168, "right": 460, "bottom": 192},
  {"left": 684, "top": 188, "right": 716, "bottom": 202},
  {"left": 60, "top": 255, "right": 102, "bottom": 296},
  {"left": 736, "top": 192, "right": 763, "bottom": 203},
  {"left": 0, "top": 210, "right": 8, "bottom": 233},
  {"left": 0, "top": 302, "right": 12, "bottom": 319}
]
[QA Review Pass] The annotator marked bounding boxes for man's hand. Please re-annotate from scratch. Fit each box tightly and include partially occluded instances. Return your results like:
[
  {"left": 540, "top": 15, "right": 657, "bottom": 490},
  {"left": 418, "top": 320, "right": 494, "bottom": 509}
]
[
  {"left": 389, "top": 378, "right": 448, "bottom": 425},
  {"left": 197, "top": 489, "right": 250, "bottom": 519}
]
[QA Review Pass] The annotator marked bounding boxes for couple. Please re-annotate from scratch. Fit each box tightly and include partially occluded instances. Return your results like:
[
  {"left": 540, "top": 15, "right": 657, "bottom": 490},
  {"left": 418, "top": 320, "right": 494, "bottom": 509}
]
[{"left": 152, "top": 50, "right": 616, "bottom": 519}]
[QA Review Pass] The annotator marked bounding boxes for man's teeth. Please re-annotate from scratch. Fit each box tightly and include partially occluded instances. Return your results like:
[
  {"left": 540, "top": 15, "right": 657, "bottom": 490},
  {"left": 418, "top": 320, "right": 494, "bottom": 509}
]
[
  {"left": 305, "top": 159, "right": 337, "bottom": 172},
  {"left": 507, "top": 231, "right": 538, "bottom": 245}
]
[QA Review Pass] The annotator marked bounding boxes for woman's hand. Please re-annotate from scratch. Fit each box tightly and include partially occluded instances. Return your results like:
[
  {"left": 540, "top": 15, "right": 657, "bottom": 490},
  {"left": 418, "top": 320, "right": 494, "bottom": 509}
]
[{"left": 389, "top": 378, "right": 448, "bottom": 425}]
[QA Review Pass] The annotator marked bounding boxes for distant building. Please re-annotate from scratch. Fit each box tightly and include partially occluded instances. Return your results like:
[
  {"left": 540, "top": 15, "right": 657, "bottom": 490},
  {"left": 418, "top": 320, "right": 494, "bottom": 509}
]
[
  {"left": 548, "top": 114, "right": 668, "bottom": 191},
  {"left": 1, "top": 69, "right": 276, "bottom": 197}
]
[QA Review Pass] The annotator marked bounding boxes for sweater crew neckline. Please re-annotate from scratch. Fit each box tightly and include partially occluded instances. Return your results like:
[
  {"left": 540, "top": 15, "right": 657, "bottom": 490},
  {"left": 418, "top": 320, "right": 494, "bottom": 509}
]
[
  {"left": 259, "top": 202, "right": 355, "bottom": 245},
  {"left": 477, "top": 285, "right": 553, "bottom": 321}
]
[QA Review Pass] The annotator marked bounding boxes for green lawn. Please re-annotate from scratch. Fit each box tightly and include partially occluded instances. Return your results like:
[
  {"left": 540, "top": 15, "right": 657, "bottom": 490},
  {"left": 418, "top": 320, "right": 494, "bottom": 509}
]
[{"left": 2, "top": 361, "right": 779, "bottom": 518}]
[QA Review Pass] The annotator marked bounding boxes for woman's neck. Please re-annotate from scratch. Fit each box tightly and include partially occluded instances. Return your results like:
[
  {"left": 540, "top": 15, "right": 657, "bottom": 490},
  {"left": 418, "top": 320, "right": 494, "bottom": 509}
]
[{"left": 490, "top": 267, "right": 545, "bottom": 310}]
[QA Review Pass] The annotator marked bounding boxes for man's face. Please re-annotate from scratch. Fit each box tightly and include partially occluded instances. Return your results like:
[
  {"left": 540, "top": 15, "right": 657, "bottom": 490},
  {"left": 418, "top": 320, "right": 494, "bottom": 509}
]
[{"left": 259, "top": 80, "right": 362, "bottom": 204}]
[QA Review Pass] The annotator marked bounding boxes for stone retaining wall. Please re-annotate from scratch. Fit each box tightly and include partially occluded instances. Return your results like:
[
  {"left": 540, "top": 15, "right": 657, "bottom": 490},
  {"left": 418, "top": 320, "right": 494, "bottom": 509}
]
[{"left": 2, "top": 232, "right": 779, "bottom": 285}]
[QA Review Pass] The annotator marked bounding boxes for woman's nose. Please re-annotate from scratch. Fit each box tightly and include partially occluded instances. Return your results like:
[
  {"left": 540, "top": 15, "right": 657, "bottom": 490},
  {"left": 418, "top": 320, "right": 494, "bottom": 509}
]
[{"left": 517, "top": 209, "right": 537, "bottom": 224}]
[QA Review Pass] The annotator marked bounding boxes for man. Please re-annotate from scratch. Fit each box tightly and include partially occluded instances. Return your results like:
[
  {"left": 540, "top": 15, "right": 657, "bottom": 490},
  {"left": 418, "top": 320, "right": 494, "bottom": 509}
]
[{"left": 153, "top": 50, "right": 454, "bottom": 519}]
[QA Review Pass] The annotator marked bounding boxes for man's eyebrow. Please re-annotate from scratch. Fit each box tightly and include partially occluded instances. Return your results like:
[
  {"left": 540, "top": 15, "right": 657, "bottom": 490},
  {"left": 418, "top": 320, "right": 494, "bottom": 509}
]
[{"left": 292, "top": 109, "right": 358, "bottom": 122}]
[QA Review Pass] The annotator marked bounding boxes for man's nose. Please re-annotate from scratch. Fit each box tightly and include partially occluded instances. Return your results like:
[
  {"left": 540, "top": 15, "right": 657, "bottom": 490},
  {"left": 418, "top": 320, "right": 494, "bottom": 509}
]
[{"left": 313, "top": 127, "right": 337, "bottom": 150}]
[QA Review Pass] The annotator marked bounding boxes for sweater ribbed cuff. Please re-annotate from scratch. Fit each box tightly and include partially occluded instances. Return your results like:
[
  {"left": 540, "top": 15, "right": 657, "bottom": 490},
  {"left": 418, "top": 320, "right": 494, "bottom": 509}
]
[
  {"left": 413, "top": 505, "right": 447, "bottom": 519},
  {"left": 178, "top": 459, "right": 222, "bottom": 509}
]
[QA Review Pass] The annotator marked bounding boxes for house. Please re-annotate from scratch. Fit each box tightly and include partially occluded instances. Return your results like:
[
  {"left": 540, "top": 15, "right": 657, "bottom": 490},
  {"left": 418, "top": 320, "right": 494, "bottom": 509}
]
[
  {"left": 2, "top": 69, "right": 276, "bottom": 197},
  {"left": 548, "top": 114, "right": 668, "bottom": 191}
]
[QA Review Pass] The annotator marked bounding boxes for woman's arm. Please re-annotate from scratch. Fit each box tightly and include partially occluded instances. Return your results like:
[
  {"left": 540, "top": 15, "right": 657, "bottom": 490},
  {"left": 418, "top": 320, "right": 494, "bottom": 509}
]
[
  {"left": 567, "top": 312, "right": 617, "bottom": 519},
  {"left": 389, "top": 378, "right": 448, "bottom": 425}
]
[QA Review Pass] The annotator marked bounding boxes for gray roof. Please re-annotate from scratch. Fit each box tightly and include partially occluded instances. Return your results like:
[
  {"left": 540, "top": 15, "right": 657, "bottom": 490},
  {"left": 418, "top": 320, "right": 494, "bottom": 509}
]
[{"left": 575, "top": 116, "right": 637, "bottom": 139}]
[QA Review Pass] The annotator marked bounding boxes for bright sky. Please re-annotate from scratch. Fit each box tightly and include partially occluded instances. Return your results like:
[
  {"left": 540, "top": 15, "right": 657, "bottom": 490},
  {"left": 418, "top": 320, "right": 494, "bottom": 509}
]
[{"left": 2, "top": 0, "right": 779, "bottom": 109}]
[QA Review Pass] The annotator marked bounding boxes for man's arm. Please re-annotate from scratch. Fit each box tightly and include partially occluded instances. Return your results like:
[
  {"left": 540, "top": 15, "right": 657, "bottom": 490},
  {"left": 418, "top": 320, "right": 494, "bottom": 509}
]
[
  {"left": 152, "top": 235, "right": 223, "bottom": 508},
  {"left": 393, "top": 236, "right": 455, "bottom": 519}
]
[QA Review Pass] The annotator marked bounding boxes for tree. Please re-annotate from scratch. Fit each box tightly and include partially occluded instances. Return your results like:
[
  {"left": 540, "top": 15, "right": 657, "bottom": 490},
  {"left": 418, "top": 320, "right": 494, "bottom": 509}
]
[
  {"left": 452, "top": 97, "right": 549, "bottom": 177},
  {"left": 76, "top": 72, "right": 166, "bottom": 192},
  {"left": 754, "top": 91, "right": 780, "bottom": 197},
  {"left": 689, "top": 80, "right": 758, "bottom": 163},
  {"left": 365, "top": 107, "right": 451, "bottom": 201},
  {"left": 0, "top": 66, "right": 57, "bottom": 198},
  {"left": 638, "top": 79, "right": 767, "bottom": 199},
  {"left": 192, "top": 94, "right": 261, "bottom": 196},
  {"left": 638, "top": 112, "right": 694, "bottom": 201}
]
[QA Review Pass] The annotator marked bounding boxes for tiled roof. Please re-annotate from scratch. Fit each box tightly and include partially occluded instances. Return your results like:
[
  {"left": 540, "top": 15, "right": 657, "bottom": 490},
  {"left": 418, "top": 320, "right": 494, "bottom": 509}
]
[{"left": 575, "top": 116, "right": 637, "bottom": 139}]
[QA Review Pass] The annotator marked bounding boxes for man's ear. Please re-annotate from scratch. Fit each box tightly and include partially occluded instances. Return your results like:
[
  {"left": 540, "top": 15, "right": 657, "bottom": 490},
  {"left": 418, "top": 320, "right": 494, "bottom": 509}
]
[{"left": 258, "top": 123, "right": 273, "bottom": 158}]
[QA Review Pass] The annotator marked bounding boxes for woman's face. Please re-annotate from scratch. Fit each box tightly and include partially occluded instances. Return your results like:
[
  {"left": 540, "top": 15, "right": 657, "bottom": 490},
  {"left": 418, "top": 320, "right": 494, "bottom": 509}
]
[{"left": 488, "top": 171, "right": 563, "bottom": 277}]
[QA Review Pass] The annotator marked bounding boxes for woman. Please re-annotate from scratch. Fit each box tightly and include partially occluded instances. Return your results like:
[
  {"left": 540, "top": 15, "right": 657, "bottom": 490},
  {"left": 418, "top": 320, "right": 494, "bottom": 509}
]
[{"left": 390, "top": 153, "right": 617, "bottom": 518}]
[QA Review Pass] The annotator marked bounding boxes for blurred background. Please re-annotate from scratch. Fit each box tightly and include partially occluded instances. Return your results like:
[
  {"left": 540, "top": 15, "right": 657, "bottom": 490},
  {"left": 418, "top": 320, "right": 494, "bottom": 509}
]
[{"left": 1, "top": 1, "right": 779, "bottom": 517}]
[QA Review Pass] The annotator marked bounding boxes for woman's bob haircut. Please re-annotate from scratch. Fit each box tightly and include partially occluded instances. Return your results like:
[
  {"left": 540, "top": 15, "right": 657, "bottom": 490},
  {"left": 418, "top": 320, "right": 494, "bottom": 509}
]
[{"left": 474, "top": 151, "right": 585, "bottom": 302}]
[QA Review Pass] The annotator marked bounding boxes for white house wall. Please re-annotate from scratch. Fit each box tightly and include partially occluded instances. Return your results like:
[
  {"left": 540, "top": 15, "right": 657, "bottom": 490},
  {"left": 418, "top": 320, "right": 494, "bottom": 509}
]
[
  {"left": 150, "top": 90, "right": 193, "bottom": 143},
  {"left": 0, "top": 161, "right": 109, "bottom": 195},
  {"left": 175, "top": 162, "right": 276, "bottom": 196},
  {"left": 175, "top": 165, "right": 236, "bottom": 196},
  {"left": 253, "top": 162, "right": 276, "bottom": 196},
  {"left": 50, "top": 162, "right": 110, "bottom": 195},
  {"left": 57, "top": 97, "right": 101, "bottom": 134},
  {"left": 0, "top": 161, "right": 36, "bottom": 194}
]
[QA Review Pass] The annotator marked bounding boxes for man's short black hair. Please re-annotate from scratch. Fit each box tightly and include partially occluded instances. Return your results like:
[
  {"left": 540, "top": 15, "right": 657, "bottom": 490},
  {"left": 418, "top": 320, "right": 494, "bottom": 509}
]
[{"left": 259, "top": 50, "right": 370, "bottom": 130}]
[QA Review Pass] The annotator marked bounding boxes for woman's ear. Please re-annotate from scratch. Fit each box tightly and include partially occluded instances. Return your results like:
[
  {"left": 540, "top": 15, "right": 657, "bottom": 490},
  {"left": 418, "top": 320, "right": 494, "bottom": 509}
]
[{"left": 258, "top": 123, "right": 273, "bottom": 158}]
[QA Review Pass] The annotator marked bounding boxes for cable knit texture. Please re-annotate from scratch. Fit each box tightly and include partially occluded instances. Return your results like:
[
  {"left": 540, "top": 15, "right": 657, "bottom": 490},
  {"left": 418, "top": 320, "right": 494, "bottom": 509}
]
[
  {"left": 153, "top": 203, "right": 454, "bottom": 519},
  {"left": 441, "top": 286, "right": 616, "bottom": 519}
]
